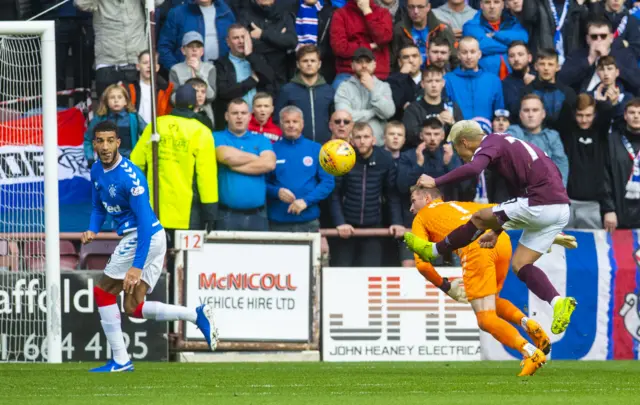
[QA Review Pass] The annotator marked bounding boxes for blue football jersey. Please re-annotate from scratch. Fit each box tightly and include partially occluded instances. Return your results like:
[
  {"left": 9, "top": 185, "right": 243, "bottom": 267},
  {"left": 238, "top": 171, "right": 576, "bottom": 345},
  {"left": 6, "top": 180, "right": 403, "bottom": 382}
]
[{"left": 89, "top": 155, "right": 162, "bottom": 268}]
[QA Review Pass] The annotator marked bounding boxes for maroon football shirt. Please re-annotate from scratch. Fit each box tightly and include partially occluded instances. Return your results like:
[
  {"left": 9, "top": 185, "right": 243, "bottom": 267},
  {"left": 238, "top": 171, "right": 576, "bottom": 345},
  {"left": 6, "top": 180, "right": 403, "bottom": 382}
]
[{"left": 434, "top": 133, "right": 570, "bottom": 206}]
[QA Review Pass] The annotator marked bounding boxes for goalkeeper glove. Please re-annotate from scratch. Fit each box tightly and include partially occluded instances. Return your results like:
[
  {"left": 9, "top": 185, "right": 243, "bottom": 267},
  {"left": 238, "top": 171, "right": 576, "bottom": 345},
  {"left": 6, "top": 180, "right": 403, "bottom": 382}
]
[{"left": 439, "top": 277, "right": 468, "bottom": 304}]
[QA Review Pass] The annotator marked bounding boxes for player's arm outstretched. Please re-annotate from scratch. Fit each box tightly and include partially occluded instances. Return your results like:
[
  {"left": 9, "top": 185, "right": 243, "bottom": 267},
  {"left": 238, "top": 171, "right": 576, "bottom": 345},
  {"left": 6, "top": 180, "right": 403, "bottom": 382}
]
[
  {"left": 417, "top": 154, "right": 491, "bottom": 189},
  {"left": 82, "top": 170, "right": 108, "bottom": 245},
  {"left": 122, "top": 174, "right": 155, "bottom": 294},
  {"left": 411, "top": 215, "right": 468, "bottom": 304}
]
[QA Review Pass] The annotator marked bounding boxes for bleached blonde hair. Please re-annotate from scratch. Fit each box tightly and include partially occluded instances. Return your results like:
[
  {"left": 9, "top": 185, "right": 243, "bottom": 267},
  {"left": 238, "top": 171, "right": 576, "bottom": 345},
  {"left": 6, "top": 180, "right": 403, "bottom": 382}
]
[{"left": 447, "top": 120, "right": 484, "bottom": 144}]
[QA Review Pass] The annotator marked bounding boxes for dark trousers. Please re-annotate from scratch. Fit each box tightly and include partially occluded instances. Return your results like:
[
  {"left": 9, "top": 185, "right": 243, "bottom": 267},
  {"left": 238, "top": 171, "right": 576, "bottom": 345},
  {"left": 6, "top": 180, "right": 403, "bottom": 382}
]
[
  {"left": 55, "top": 18, "right": 93, "bottom": 104},
  {"left": 95, "top": 65, "right": 138, "bottom": 100},
  {"left": 269, "top": 219, "right": 320, "bottom": 232},
  {"left": 330, "top": 236, "right": 383, "bottom": 267},
  {"left": 215, "top": 207, "right": 269, "bottom": 232}
]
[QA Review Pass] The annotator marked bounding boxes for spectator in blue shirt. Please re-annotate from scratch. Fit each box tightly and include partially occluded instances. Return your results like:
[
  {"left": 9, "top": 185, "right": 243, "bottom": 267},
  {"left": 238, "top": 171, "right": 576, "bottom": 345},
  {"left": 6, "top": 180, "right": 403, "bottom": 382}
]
[
  {"left": 214, "top": 98, "right": 276, "bottom": 231},
  {"left": 462, "top": 0, "right": 528, "bottom": 78},
  {"left": 158, "top": 0, "right": 236, "bottom": 71},
  {"left": 267, "top": 106, "right": 335, "bottom": 232}
]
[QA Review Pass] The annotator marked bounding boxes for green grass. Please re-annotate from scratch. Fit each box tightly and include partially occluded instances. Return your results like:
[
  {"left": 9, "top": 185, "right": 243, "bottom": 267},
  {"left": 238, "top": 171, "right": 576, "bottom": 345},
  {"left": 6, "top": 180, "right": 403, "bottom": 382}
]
[{"left": 1, "top": 361, "right": 640, "bottom": 405}]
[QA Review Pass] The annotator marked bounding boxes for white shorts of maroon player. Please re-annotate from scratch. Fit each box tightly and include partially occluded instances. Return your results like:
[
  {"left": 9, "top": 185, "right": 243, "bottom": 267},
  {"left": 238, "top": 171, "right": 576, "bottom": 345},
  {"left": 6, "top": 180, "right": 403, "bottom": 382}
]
[
  {"left": 492, "top": 197, "right": 570, "bottom": 254},
  {"left": 104, "top": 229, "right": 167, "bottom": 294}
]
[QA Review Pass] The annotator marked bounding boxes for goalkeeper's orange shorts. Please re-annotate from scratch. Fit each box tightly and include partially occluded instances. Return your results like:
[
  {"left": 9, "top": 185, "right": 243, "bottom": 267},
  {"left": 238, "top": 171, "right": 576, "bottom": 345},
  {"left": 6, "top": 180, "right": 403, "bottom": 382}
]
[{"left": 459, "top": 234, "right": 512, "bottom": 301}]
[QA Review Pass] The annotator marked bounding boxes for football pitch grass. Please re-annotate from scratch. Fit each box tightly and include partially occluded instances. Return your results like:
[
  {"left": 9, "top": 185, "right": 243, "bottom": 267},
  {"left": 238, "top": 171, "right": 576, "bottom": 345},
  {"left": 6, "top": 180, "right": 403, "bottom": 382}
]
[{"left": 2, "top": 361, "right": 640, "bottom": 405}]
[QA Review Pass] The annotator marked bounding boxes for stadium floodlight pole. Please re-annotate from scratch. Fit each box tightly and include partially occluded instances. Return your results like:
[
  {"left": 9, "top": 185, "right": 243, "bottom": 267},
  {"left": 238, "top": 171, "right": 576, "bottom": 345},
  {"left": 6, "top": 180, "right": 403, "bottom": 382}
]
[
  {"left": 146, "top": 0, "right": 161, "bottom": 217},
  {"left": 0, "top": 21, "right": 62, "bottom": 363}
]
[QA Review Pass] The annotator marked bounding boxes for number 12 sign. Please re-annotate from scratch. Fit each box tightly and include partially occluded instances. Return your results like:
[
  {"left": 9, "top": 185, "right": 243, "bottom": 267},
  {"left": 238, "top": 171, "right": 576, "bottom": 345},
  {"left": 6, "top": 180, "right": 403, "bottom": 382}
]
[{"left": 176, "top": 230, "right": 206, "bottom": 251}]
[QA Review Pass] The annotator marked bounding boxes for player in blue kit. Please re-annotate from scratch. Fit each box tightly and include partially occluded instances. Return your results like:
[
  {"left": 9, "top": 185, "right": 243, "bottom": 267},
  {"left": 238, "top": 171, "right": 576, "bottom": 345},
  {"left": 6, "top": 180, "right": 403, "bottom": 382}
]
[{"left": 83, "top": 121, "right": 218, "bottom": 372}]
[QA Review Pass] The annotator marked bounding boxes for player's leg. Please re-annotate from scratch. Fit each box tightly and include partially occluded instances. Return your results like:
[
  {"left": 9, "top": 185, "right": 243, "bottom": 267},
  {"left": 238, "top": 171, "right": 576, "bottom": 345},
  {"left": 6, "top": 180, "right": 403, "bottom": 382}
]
[
  {"left": 471, "top": 295, "right": 545, "bottom": 376},
  {"left": 512, "top": 240, "right": 577, "bottom": 334},
  {"left": 405, "top": 207, "right": 499, "bottom": 262},
  {"left": 90, "top": 275, "right": 133, "bottom": 372},
  {"left": 493, "top": 242, "right": 550, "bottom": 354},
  {"left": 124, "top": 230, "right": 219, "bottom": 350}
]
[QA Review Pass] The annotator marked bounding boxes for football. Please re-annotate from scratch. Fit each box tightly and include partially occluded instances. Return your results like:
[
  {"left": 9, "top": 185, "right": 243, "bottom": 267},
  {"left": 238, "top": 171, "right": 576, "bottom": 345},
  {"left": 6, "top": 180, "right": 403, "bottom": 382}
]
[{"left": 319, "top": 139, "right": 356, "bottom": 176}]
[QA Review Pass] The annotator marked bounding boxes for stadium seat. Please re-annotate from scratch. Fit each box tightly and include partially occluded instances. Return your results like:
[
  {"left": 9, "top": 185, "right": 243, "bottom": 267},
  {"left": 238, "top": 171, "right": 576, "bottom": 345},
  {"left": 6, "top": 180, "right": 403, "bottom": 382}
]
[
  {"left": 22, "top": 240, "right": 46, "bottom": 272},
  {"left": 60, "top": 240, "right": 79, "bottom": 270},
  {"left": 80, "top": 240, "right": 119, "bottom": 270}
]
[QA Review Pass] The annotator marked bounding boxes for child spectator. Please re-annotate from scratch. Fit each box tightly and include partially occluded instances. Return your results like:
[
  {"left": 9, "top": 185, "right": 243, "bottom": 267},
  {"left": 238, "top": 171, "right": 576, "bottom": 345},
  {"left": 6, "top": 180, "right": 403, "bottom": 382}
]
[
  {"left": 169, "top": 32, "right": 217, "bottom": 123},
  {"left": 383, "top": 121, "right": 406, "bottom": 159},
  {"left": 185, "top": 77, "right": 215, "bottom": 130},
  {"left": 591, "top": 55, "right": 633, "bottom": 119},
  {"left": 126, "top": 50, "right": 173, "bottom": 125},
  {"left": 492, "top": 109, "right": 510, "bottom": 132},
  {"left": 248, "top": 92, "right": 283, "bottom": 143},
  {"left": 83, "top": 84, "right": 147, "bottom": 166}
]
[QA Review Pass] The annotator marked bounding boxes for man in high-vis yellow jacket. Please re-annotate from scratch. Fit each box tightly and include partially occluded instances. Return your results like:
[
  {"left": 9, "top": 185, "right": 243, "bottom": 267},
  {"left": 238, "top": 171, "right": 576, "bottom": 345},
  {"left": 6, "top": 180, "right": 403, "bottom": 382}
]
[{"left": 131, "top": 85, "right": 218, "bottom": 234}]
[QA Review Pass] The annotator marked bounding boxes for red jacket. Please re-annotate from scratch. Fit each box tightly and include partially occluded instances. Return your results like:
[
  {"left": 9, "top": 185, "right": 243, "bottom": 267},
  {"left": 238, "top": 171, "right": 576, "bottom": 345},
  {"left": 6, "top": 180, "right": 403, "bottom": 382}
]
[
  {"left": 248, "top": 115, "right": 282, "bottom": 143},
  {"left": 329, "top": 0, "right": 393, "bottom": 79}
]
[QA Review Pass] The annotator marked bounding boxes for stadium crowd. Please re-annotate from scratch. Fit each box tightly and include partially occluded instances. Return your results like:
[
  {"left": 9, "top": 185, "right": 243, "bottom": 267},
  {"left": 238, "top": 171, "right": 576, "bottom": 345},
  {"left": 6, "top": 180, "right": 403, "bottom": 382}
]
[{"left": 7, "top": 0, "right": 640, "bottom": 267}]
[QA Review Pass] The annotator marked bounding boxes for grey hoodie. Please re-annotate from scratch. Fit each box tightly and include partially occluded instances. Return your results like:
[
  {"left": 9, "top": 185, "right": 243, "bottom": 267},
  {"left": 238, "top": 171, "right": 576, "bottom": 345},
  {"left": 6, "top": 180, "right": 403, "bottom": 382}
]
[
  {"left": 334, "top": 76, "right": 396, "bottom": 145},
  {"left": 169, "top": 61, "right": 217, "bottom": 124},
  {"left": 506, "top": 125, "right": 569, "bottom": 187},
  {"left": 432, "top": 3, "right": 477, "bottom": 31}
]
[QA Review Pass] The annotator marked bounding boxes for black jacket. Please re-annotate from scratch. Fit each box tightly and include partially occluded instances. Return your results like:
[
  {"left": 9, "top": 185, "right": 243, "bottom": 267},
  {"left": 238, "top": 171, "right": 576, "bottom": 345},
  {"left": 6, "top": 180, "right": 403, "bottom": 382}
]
[
  {"left": 590, "top": 4, "right": 640, "bottom": 59},
  {"left": 558, "top": 100, "right": 613, "bottom": 204},
  {"left": 386, "top": 72, "right": 423, "bottom": 121},
  {"left": 317, "top": 1, "right": 338, "bottom": 83},
  {"left": 402, "top": 97, "right": 463, "bottom": 148},
  {"left": 515, "top": 0, "right": 586, "bottom": 59},
  {"left": 520, "top": 78, "right": 577, "bottom": 131},
  {"left": 558, "top": 46, "right": 640, "bottom": 95},
  {"left": 604, "top": 124, "right": 640, "bottom": 228},
  {"left": 503, "top": 71, "right": 527, "bottom": 119},
  {"left": 237, "top": 0, "right": 298, "bottom": 92},
  {"left": 330, "top": 147, "right": 403, "bottom": 227},
  {"left": 214, "top": 52, "right": 275, "bottom": 129}
]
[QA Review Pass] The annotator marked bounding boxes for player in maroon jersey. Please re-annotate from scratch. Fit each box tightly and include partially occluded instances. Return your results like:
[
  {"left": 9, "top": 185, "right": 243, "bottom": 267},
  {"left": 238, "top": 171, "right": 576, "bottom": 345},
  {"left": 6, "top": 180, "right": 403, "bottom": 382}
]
[{"left": 404, "top": 120, "right": 577, "bottom": 335}]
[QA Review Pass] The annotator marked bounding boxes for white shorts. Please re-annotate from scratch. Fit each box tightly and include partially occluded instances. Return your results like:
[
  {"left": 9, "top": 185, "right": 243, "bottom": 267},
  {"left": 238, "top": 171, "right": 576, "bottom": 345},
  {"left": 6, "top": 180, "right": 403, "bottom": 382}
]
[
  {"left": 492, "top": 198, "right": 570, "bottom": 254},
  {"left": 104, "top": 229, "right": 167, "bottom": 294}
]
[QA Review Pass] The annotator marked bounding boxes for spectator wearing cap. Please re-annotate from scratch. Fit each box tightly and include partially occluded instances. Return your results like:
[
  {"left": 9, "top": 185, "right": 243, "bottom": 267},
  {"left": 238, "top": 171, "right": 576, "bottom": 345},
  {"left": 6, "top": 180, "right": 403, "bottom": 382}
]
[
  {"left": 432, "top": 0, "right": 477, "bottom": 37},
  {"left": 214, "top": 98, "right": 276, "bottom": 231},
  {"left": 330, "top": 122, "right": 404, "bottom": 267},
  {"left": 131, "top": 84, "right": 219, "bottom": 235},
  {"left": 444, "top": 36, "right": 504, "bottom": 121},
  {"left": 403, "top": 64, "right": 463, "bottom": 148},
  {"left": 519, "top": 48, "right": 576, "bottom": 131},
  {"left": 559, "top": 18, "right": 640, "bottom": 95},
  {"left": 266, "top": 106, "right": 335, "bottom": 232},
  {"left": 462, "top": 0, "right": 528, "bottom": 79},
  {"left": 330, "top": 0, "right": 394, "bottom": 89},
  {"left": 387, "top": 43, "right": 424, "bottom": 121},
  {"left": 506, "top": 93, "right": 569, "bottom": 186},
  {"left": 74, "top": 0, "right": 163, "bottom": 98},
  {"left": 334, "top": 47, "right": 395, "bottom": 145},
  {"left": 492, "top": 109, "right": 510, "bottom": 132},
  {"left": 170, "top": 32, "right": 217, "bottom": 125},
  {"left": 274, "top": 45, "right": 335, "bottom": 144},
  {"left": 158, "top": 0, "right": 235, "bottom": 71},
  {"left": 215, "top": 24, "right": 276, "bottom": 130},
  {"left": 556, "top": 93, "right": 613, "bottom": 230},
  {"left": 391, "top": 0, "right": 456, "bottom": 69},
  {"left": 237, "top": 0, "right": 298, "bottom": 93},
  {"left": 502, "top": 41, "right": 534, "bottom": 119}
]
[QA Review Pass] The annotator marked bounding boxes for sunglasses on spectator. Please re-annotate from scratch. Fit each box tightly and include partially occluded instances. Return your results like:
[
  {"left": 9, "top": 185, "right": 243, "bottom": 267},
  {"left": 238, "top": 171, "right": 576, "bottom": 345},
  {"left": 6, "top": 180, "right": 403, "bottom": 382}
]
[
  {"left": 333, "top": 119, "right": 352, "bottom": 125},
  {"left": 589, "top": 33, "right": 608, "bottom": 40}
]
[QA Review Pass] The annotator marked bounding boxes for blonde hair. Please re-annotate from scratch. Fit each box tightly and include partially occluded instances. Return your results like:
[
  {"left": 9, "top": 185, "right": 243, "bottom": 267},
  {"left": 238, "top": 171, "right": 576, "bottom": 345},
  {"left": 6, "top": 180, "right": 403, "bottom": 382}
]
[
  {"left": 384, "top": 120, "right": 405, "bottom": 134},
  {"left": 447, "top": 120, "right": 483, "bottom": 143},
  {"left": 409, "top": 184, "right": 442, "bottom": 198},
  {"left": 97, "top": 84, "right": 136, "bottom": 116}
]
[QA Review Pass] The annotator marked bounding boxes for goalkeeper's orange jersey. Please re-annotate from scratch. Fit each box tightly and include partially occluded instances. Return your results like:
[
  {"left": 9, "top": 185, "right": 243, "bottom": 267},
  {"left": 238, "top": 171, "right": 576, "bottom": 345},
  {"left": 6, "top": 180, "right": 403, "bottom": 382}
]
[{"left": 412, "top": 198, "right": 512, "bottom": 292}]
